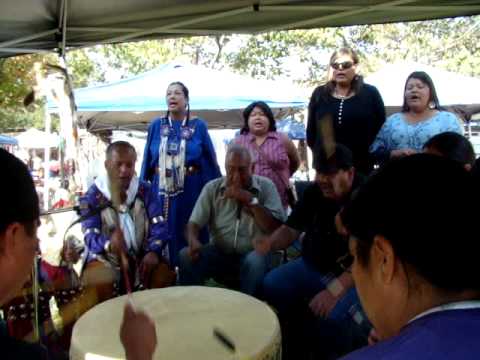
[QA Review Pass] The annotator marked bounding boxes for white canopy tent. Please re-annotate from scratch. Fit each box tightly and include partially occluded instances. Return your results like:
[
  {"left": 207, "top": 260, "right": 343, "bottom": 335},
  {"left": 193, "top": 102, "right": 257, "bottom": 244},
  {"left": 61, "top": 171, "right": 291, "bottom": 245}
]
[
  {"left": 16, "top": 128, "right": 60, "bottom": 148},
  {"left": 365, "top": 61, "right": 480, "bottom": 108}
]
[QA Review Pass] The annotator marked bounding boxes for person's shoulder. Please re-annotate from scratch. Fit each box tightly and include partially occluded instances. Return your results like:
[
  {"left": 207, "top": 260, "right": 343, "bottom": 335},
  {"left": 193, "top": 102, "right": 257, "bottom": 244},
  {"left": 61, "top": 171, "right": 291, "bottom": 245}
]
[
  {"left": 273, "top": 131, "right": 289, "bottom": 142},
  {"left": 437, "top": 111, "right": 460, "bottom": 121},
  {"left": 204, "top": 177, "right": 224, "bottom": 192},
  {"left": 254, "top": 174, "right": 276, "bottom": 187},
  {"left": 191, "top": 117, "right": 207, "bottom": 129},
  {"left": 234, "top": 133, "right": 250, "bottom": 144},
  {"left": 148, "top": 117, "right": 165, "bottom": 129},
  {"left": 85, "top": 183, "right": 101, "bottom": 198},
  {"left": 82, "top": 183, "right": 107, "bottom": 206},
  {"left": 362, "top": 83, "right": 380, "bottom": 94},
  {"left": 253, "top": 175, "right": 279, "bottom": 195},
  {"left": 351, "top": 173, "right": 367, "bottom": 193},
  {"left": 311, "top": 84, "right": 328, "bottom": 95},
  {"left": 138, "top": 180, "right": 153, "bottom": 195},
  {"left": 386, "top": 112, "right": 403, "bottom": 123}
]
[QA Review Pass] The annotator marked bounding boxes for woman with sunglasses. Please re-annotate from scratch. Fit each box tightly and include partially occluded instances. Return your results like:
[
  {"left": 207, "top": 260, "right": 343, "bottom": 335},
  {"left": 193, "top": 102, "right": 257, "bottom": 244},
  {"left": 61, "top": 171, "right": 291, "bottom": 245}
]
[
  {"left": 307, "top": 48, "right": 386, "bottom": 175},
  {"left": 370, "top": 71, "right": 463, "bottom": 166},
  {"left": 140, "top": 82, "right": 221, "bottom": 266}
]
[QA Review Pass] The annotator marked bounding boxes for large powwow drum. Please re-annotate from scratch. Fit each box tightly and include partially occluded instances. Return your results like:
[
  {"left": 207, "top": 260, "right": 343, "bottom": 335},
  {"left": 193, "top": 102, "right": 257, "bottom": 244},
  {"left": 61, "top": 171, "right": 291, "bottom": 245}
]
[{"left": 71, "top": 286, "right": 281, "bottom": 360}]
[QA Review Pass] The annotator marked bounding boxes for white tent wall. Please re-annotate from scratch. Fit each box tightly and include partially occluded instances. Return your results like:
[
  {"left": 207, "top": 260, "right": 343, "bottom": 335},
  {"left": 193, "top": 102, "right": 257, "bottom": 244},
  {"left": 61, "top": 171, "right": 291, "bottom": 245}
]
[{"left": 365, "top": 61, "right": 480, "bottom": 108}]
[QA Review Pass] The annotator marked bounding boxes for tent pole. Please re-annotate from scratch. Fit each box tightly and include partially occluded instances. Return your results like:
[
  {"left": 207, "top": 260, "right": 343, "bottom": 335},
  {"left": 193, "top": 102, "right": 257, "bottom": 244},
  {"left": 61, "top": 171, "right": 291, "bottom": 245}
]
[
  {"left": 0, "top": 48, "right": 54, "bottom": 54},
  {"left": 43, "top": 106, "right": 52, "bottom": 211},
  {"left": 59, "top": 0, "right": 68, "bottom": 57},
  {"left": 265, "top": 0, "right": 417, "bottom": 32},
  {"left": 0, "top": 29, "right": 57, "bottom": 48},
  {"left": 101, "top": 6, "right": 251, "bottom": 44}
]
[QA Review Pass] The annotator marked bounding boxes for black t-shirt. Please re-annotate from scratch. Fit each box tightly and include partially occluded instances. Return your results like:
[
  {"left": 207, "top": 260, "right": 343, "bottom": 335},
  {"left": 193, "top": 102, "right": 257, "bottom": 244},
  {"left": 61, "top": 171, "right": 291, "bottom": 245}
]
[{"left": 286, "top": 177, "right": 361, "bottom": 273}]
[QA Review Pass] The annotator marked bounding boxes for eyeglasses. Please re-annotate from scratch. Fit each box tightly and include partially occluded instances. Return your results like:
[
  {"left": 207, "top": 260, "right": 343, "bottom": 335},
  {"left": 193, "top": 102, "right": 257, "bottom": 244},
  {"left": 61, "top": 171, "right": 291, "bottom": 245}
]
[
  {"left": 336, "top": 253, "right": 353, "bottom": 273},
  {"left": 331, "top": 61, "right": 354, "bottom": 70}
]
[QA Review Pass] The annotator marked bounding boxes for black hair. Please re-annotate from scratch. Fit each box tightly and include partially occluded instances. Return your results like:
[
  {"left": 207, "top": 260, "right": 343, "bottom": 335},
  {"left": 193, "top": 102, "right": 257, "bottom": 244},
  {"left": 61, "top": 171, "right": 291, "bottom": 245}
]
[
  {"left": 241, "top": 101, "right": 276, "bottom": 134},
  {"left": 313, "top": 143, "right": 354, "bottom": 173},
  {"left": 166, "top": 81, "right": 190, "bottom": 125},
  {"left": 0, "top": 149, "right": 39, "bottom": 236},
  {"left": 423, "top": 132, "right": 475, "bottom": 167},
  {"left": 320, "top": 47, "right": 364, "bottom": 100},
  {"left": 106, "top": 141, "right": 136, "bottom": 159},
  {"left": 401, "top": 71, "right": 442, "bottom": 112},
  {"left": 341, "top": 154, "right": 480, "bottom": 292}
]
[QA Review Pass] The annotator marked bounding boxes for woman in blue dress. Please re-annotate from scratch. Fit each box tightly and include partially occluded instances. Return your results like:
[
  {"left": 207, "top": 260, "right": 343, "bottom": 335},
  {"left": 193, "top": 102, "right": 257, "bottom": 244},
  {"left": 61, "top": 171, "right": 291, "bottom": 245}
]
[
  {"left": 140, "top": 82, "right": 221, "bottom": 266},
  {"left": 370, "top": 71, "right": 463, "bottom": 166}
]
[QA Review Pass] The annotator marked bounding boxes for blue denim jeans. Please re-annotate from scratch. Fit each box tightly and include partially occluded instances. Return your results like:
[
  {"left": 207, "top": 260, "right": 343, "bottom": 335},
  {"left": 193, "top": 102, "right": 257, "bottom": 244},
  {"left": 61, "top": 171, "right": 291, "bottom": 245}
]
[
  {"left": 263, "top": 258, "right": 370, "bottom": 360},
  {"left": 178, "top": 244, "right": 270, "bottom": 296},
  {"left": 262, "top": 257, "right": 362, "bottom": 322}
]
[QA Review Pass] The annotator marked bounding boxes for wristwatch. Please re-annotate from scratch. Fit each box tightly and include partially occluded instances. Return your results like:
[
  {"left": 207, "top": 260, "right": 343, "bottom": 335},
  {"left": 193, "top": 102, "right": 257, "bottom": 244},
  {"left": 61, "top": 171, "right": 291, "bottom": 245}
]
[{"left": 249, "top": 196, "right": 259, "bottom": 206}]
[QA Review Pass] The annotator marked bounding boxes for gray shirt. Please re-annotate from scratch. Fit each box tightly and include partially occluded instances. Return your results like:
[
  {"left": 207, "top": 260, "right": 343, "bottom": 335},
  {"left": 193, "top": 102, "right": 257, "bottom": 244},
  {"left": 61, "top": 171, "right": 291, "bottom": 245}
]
[{"left": 189, "top": 175, "right": 286, "bottom": 254}]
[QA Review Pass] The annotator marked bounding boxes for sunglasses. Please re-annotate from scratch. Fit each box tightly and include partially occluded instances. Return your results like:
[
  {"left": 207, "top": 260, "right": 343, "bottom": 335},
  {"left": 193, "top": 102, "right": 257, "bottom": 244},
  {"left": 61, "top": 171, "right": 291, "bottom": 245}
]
[{"left": 331, "top": 61, "right": 354, "bottom": 70}]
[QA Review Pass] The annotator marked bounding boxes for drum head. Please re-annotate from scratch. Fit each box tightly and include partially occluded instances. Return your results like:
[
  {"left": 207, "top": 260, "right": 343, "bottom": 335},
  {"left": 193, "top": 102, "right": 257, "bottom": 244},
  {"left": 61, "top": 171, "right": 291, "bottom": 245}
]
[{"left": 71, "top": 286, "right": 281, "bottom": 360}]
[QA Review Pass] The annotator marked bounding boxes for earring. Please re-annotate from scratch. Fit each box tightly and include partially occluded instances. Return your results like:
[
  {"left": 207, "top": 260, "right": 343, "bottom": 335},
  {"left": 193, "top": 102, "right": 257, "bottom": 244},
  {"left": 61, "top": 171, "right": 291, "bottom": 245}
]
[{"left": 428, "top": 101, "right": 435, "bottom": 110}]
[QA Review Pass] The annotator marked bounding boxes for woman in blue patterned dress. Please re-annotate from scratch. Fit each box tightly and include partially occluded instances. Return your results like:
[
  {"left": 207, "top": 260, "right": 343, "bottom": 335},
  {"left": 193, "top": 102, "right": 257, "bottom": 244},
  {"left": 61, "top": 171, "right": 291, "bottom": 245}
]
[
  {"left": 370, "top": 71, "right": 463, "bottom": 166},
  {"left": 140, "top": 82, "right": 221, "bottom": 266}
]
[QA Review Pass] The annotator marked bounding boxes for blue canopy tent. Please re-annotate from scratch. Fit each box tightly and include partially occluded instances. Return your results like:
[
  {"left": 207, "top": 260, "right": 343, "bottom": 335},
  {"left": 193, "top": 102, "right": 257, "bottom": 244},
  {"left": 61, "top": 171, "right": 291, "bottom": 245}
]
[
  {"left": 48, "top": 62, "right": 307, "bottom": 132},
  {"left": 0, "top": 134, "right": 18, "bottom": 145},
  {"left": 276, "top": 117, "right": 306, "bottom": 140}
]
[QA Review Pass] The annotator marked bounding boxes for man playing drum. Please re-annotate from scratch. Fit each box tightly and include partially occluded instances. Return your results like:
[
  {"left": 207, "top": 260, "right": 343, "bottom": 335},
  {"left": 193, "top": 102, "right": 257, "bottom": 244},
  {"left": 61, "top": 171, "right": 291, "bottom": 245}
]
[
  {"left": 179, "top": 144, "right": 285, "bottom": 296},
  {"left": 66, "top": 141, "right": 175, "bottom": 303},
  {"left": 0, "top": 148, "right": 157, "bottom": 360}
]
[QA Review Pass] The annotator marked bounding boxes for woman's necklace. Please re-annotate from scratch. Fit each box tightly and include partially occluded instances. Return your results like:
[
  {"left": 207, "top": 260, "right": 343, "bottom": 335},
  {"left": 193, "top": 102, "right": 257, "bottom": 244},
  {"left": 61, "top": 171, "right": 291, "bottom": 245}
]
[
  {"left": 333, "top": 88, "right": 354, "bottom": 126},
  {"left": 162, "top": 116, "right": 193, "bottom": 141},
  {"left": 332, "top": 87, "right": 354, "bottom": 100}
]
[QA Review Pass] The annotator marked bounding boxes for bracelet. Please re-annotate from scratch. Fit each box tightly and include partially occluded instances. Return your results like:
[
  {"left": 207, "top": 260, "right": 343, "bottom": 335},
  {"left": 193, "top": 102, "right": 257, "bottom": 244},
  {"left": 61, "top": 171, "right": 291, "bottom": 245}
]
[
  {"left": 326, "top": 278, "right": 344, "bottom": 297},
  {"left": 104, "top": 240, "right": 111, "bottom": 253}
]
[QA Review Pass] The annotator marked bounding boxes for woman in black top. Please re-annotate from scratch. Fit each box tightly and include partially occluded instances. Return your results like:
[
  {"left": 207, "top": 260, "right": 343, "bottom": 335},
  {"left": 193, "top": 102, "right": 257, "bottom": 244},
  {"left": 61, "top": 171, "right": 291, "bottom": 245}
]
[{"left": 307, "top": 48, "right": 385, "bottom": 175}]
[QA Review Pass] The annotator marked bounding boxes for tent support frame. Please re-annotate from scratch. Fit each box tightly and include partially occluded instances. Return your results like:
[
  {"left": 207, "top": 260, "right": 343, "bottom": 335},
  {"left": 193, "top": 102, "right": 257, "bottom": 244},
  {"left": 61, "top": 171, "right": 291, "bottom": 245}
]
[{"left": 267, "top": 0, "right": 418, "bottom": 31}]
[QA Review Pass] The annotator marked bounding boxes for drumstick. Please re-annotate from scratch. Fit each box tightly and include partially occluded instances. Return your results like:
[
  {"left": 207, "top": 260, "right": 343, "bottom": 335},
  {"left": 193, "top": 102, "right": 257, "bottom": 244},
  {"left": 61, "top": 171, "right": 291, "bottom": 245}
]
[
  {"left": 213, "top": 327, "right": 236, "bottom": 353},
  {"left": 109, "top": 172, "right": 134, "bottom": 300},
  {"left": 119, "top": 251, "right": 133, "bottom": 295}
]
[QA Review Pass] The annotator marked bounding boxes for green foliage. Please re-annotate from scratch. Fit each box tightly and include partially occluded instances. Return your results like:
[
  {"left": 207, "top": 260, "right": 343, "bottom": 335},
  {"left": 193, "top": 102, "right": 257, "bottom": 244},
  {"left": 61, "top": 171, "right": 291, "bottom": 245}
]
[
  {"left": 0, "top": 54, "right": 59, "bottom": 132},
  {"left": 0, "top": 107, "right": 45, "bottom": 132}
]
